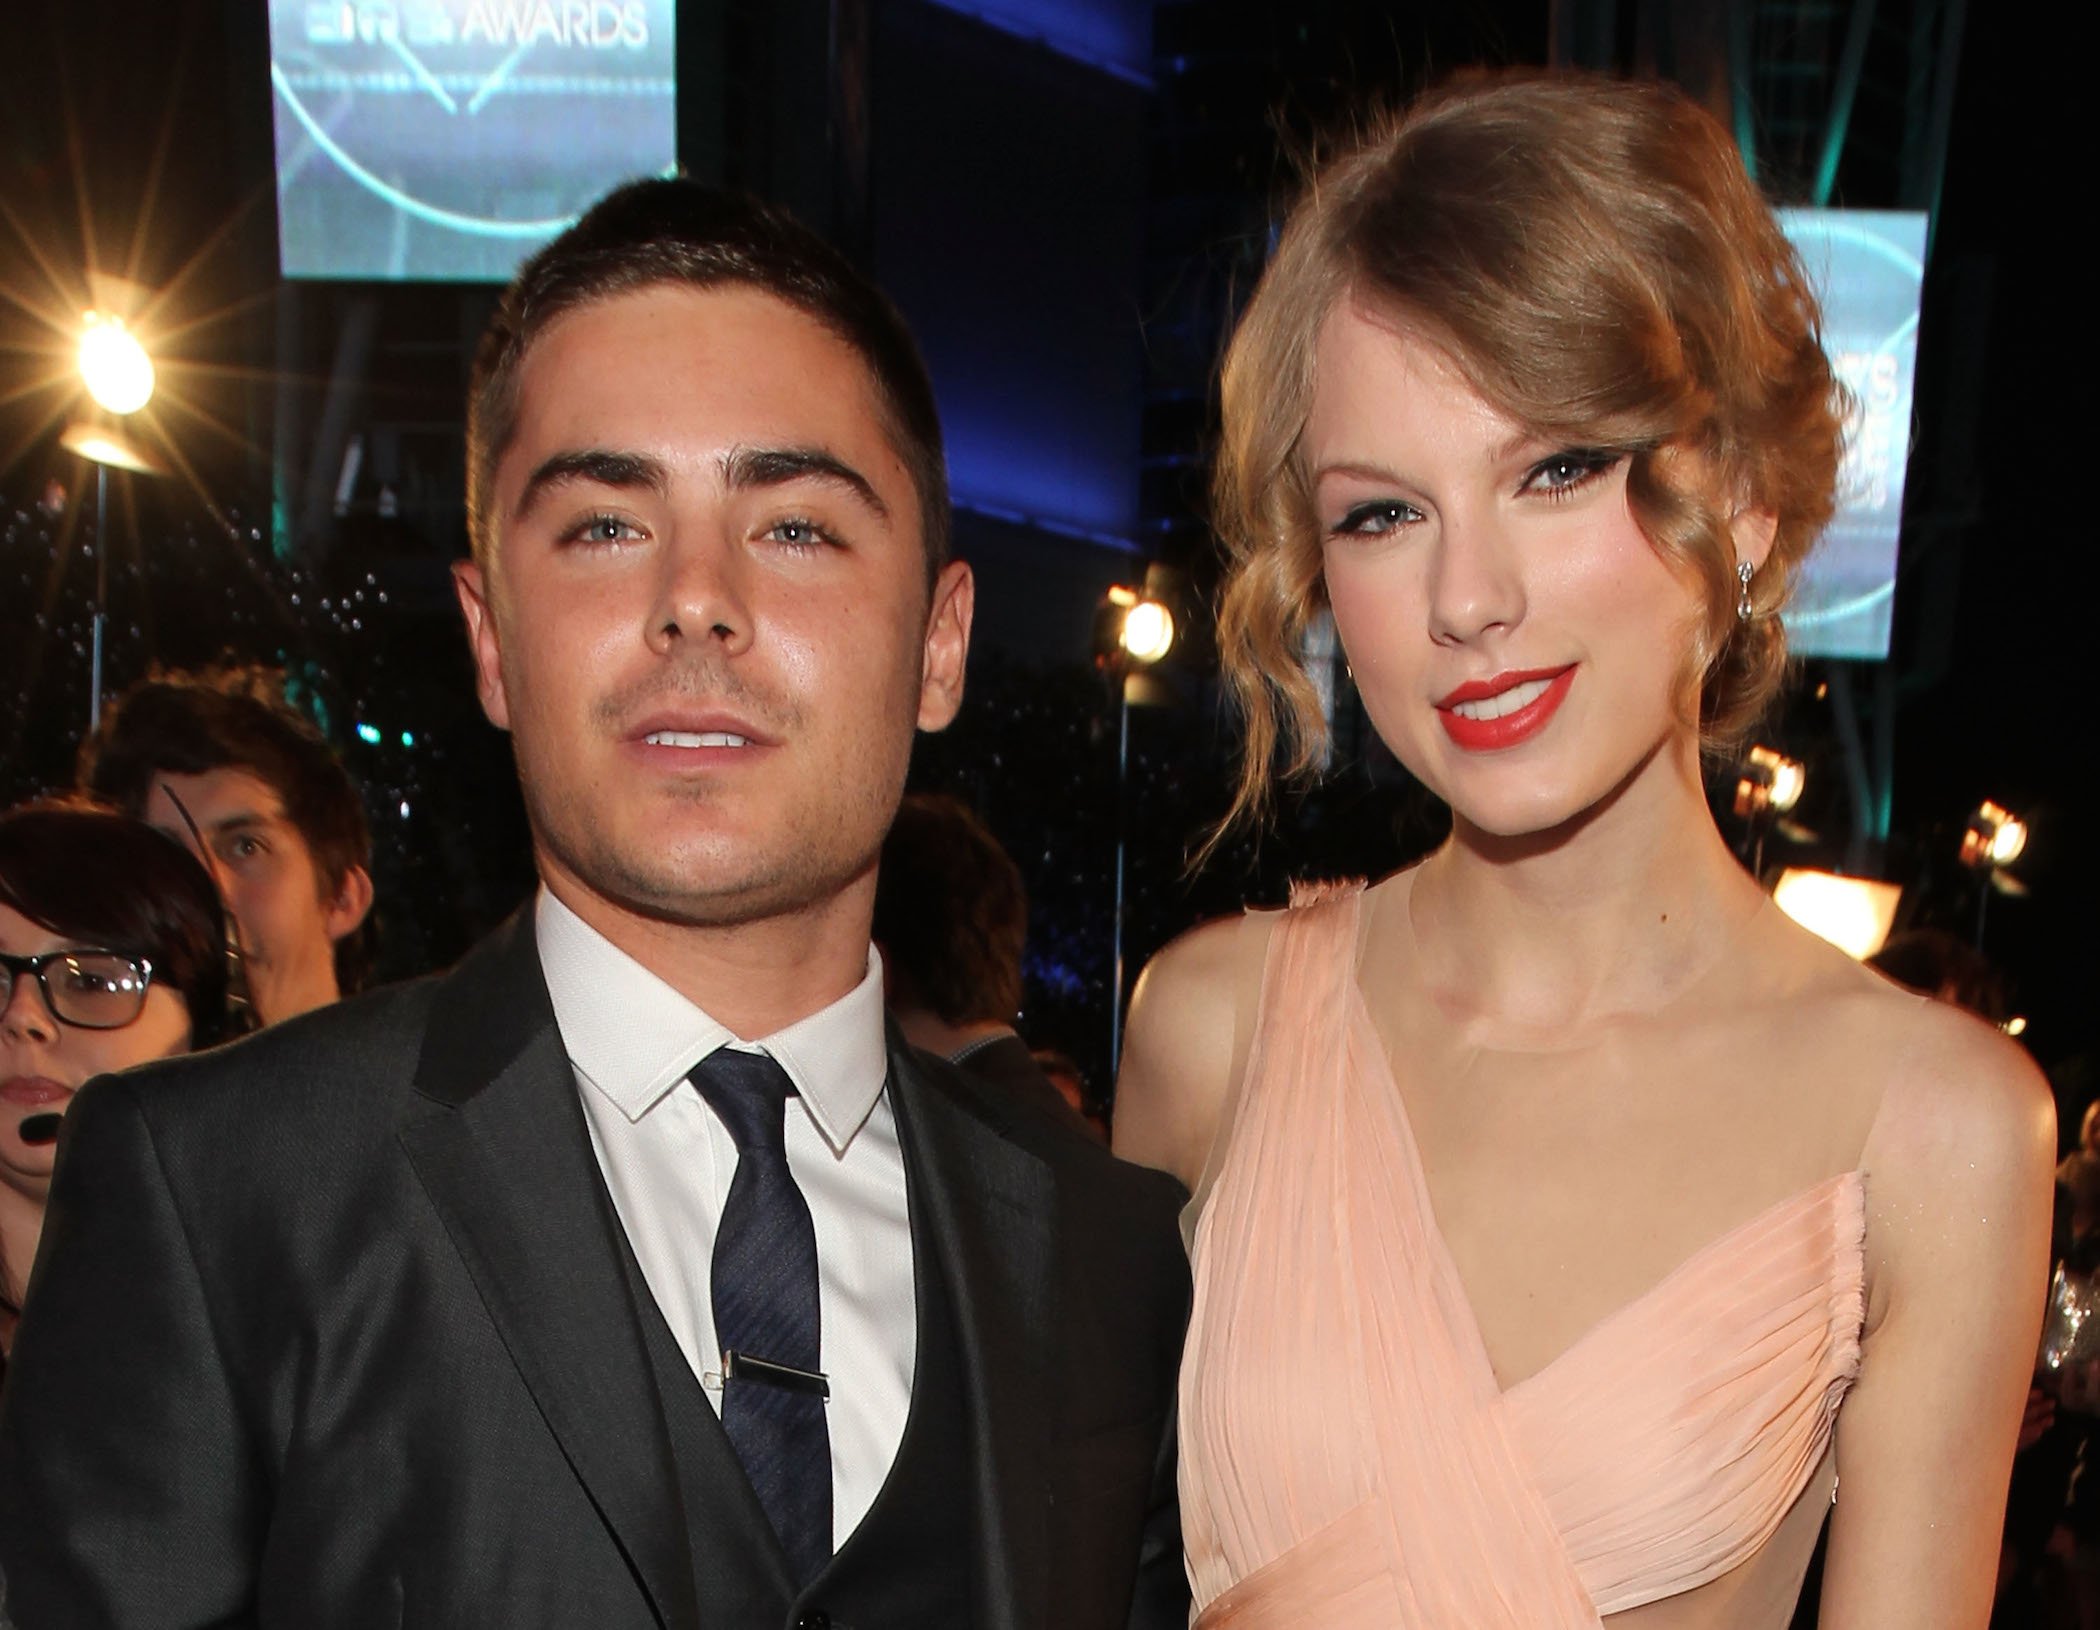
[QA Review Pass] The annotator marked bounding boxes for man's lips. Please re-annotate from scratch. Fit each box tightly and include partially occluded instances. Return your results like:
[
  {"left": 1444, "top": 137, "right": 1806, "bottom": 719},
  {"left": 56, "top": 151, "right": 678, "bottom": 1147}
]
[
  {"left": 1, "top": 1076, "right": 74, "bottom": 1108},
  {"left": 622, "top": 710, "right": 780, "bottom": 752}
]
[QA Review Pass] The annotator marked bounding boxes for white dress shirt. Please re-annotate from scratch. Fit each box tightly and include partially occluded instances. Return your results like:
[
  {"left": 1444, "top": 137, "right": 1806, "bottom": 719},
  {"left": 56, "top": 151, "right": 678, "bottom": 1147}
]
[{"left": 535, "top": 889, "right": 916, "bottom": 1549}]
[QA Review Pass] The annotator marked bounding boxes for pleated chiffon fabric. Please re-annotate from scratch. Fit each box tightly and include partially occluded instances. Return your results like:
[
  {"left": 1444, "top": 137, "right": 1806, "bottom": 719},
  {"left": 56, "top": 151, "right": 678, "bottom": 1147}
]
[{"left": 1180, "top": 885, "right": 1865, "bottom": 1628}]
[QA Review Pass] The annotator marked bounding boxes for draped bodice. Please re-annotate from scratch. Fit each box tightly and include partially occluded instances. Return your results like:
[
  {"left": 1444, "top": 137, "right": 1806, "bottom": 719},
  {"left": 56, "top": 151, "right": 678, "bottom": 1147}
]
[{"left": 1179, "top": 885, "right": 1865, "bottom": 1627}]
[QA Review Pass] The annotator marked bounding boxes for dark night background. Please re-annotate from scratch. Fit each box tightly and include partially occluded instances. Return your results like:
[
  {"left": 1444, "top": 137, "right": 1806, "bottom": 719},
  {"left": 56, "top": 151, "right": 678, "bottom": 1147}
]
[{"left": 0, "top": 0, "right": 2089, "bottom": 1120}]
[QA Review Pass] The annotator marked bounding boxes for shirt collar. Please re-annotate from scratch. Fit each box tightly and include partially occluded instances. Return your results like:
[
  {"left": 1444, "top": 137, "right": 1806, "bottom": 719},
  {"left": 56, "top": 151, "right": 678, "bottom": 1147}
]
[{"left": 535, "top": 888, "right": 890, "bottom": 1154}]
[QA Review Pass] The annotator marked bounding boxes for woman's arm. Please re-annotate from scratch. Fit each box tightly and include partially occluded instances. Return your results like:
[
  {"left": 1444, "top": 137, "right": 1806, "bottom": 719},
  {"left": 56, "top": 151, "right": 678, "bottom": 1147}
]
[
  {"left": 1112, "top": 914, "right": 1257, "bottom": 1190},
  {"left": 1819, "top": 1004, "right": 2056, "bottom": 1627}
]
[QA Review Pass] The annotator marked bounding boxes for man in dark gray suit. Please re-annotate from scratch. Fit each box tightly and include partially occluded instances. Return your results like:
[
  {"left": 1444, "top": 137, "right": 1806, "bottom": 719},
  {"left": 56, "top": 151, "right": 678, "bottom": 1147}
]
[{"left": 0, "top": 181, "right": 1191, "bottom": 1630}]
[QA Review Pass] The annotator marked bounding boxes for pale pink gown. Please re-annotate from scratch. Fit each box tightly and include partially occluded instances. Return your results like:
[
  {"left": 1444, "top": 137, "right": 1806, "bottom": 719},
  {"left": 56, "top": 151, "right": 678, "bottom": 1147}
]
[{"left": 1180, "top": 886, "right": 1865, "bottom": 1627}]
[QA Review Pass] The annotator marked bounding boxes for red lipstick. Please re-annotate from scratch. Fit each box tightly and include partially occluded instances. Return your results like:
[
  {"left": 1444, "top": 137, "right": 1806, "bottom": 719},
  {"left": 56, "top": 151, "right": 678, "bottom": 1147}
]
[{"left": 1434, "top": 665, "right": 1576, "bottom": 752}]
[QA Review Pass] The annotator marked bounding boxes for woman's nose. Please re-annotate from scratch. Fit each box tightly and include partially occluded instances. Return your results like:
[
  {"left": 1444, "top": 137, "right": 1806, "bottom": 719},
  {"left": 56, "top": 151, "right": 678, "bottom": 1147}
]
[{"left": 1426, "top": 511, "right": 1526, "bottom": 645}]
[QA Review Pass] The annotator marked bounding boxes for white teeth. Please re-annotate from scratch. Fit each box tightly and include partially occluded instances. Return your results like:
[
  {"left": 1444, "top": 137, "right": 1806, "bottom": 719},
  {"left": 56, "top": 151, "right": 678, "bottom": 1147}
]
[
  {"left": 645, "top": 731, "right": 751, "bottom": 748},
  {"left": 1451, "top": 677, "right": 1553, "bottom": 722}
]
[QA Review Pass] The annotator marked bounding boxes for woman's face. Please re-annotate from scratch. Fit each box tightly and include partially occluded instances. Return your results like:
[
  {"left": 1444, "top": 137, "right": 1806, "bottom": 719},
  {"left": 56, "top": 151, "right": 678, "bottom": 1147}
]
[
  {"left": 1304, "top": 302, "right": 1712, "bottom": 840},
  {"left": 0, "top": 900, "right": 191, "bottom": 1201}
]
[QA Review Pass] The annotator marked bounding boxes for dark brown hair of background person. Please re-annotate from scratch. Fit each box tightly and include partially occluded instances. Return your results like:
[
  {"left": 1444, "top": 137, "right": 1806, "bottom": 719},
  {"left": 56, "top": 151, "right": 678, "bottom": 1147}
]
[
  {"left": 1868, "top": 928, "right": 2011, "bottom": 1025},
  {"left": 872, "top": 793, "right": 1026, "bottom": 1028},
  {"left": 1208, "top": 71, "right": 1846, "bottom": 843},
  {"left": 79, "top": 665, "right": 375, "bottom": 994},
  {"left": 0, "top": 803, "right": 231, "bottom": 1048},
  {"left": 465, "top": 178, "right": 951, "bottom": 585}
]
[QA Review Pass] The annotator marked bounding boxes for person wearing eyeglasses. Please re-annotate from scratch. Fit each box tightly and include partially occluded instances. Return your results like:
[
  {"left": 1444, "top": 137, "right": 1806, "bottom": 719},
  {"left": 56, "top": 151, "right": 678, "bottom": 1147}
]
[{"left": 0, "top": 804, "right": 229, "bottom": 1385}]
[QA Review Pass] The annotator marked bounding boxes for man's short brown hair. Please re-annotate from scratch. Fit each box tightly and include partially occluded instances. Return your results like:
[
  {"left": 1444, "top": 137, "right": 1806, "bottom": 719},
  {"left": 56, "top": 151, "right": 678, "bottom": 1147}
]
[{"left": 466, "top": 178, "right": 950, "bottom": 582}]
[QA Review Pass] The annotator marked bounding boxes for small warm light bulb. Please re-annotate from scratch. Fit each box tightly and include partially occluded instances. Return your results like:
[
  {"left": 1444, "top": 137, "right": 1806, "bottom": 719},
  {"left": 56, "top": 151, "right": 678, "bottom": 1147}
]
[
  {"left": 1768, "top": 760, "right": 1806, "bottom": 814},
  {"left": 1119, "top": 600, "right": 1175, "bottom": 664},
  {"left": 1989, "top": 817, "right": 2028, "bottom": 867},
  {"left": 78, "top": 312, "right": 155, "bottom": 415}
]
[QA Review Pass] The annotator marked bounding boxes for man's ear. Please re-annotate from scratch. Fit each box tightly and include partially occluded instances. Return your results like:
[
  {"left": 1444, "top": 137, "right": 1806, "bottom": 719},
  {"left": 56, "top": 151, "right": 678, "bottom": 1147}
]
[
  {"left": 917, "top": 559, "right": 974, "bottom": 733},
  {"left": 324, "top": 864, "right": 375, "bottom": 942},
  {"left": 452, "top": 558, "right": 511, "bottom": 731},
  {"left": 1730, "top": 506, "right": 1780, "bottom": 575}
]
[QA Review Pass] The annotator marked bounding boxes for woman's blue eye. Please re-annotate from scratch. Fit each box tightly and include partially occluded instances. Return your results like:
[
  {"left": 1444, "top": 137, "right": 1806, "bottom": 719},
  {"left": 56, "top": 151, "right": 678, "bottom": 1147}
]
[
  {"left": 1524, "top": 450, "right": 1620, "bottom": 497},
  {"left": 1331, "top": 500, "right": 1420, "bottom": 537}
]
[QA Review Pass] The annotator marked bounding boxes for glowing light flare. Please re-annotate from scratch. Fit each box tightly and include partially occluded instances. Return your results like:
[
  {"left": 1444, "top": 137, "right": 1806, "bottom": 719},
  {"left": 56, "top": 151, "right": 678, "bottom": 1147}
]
[
  {"left": 58, "top": 420, "right": 162, "bottom": 475},
  {"left": 1118, "top": 600, "right": 1175, "bottom": 664},
  {"left": 1771, "top": 868, "right": 1902, "bottom": 960},
  {"left": 1959, "top": 800, "right": 2027, "bottom": 870},
  {"left": 1732, "top": 746, "right": 1806, "bottom": 820},
  {"left": 77, "top": 311, "right": 155, "bottom": 415}
]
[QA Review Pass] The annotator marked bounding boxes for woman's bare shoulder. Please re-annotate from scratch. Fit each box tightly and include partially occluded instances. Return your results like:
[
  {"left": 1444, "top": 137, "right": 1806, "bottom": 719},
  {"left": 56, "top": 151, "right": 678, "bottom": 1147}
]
[
  {"left": 1112, "top": 909, "right": 1281, "bottom": 1187},
  {"left": 1858, "top": 986, "right": 2054, "bottom": 1188}
]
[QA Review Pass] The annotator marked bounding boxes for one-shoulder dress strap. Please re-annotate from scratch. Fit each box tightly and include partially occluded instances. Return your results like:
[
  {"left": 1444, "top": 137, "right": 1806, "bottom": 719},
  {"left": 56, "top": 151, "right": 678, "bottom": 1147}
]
[{"left": 1180, "top": 881, "right": 1368, "bottom": 1242}]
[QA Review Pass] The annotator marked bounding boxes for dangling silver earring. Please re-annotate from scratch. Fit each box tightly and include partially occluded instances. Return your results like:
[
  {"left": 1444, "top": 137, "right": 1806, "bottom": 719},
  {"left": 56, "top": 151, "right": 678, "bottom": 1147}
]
[{"left": 1735, "top": 560, "right": 1755, "bottom": 622}]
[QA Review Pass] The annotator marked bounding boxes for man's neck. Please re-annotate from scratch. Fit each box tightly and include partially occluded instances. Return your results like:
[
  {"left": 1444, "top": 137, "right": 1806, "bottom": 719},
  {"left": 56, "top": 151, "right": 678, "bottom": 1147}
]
[
  {"left": 892, "top": 1009, "right": 1013, "bottom": 1061},
  {"left": 251, "top": 963, "right": 341, "bottom": 1029},
  {"left": 542, "top": 867, "right": 877, "bottom": 1040}
]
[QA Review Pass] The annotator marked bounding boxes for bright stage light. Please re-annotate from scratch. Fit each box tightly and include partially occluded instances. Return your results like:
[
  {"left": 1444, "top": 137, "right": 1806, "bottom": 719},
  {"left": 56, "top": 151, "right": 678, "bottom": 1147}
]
[
  {"left": 1734, "top": 745, "right": 1806, "bottom": 819},
  {"left": 1772, "top": 868, "right": 1902, "bottom": 960},
  {"left": 77, "top": 311, "right": 154, "bottom": 415},
  {"left": 58, "top": 421, "right": 162, "bottom": 475},
  {"left": 1119, "top": 600, "right": 1175, "bottom": 664},
  {"left": 1960, "top": 801, "right": 2027, "bottom": 870}
]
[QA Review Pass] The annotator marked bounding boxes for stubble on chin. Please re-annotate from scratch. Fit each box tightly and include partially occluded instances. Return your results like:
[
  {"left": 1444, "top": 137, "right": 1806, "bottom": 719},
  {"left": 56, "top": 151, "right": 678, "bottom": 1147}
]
[{"left": 522, "top": 751, "right": 898, "bottom": 933}]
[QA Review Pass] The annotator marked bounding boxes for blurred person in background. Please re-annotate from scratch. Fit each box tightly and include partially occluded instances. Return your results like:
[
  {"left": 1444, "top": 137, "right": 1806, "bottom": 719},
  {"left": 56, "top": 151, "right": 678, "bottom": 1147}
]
[
  {"left": 81, "top": 665, "right": 374, "bottom": 1029},
  {"left": 1033, "top": 1047, "right": 1110, "bottom": 1144},
  {"left": 873, "top": 792, "right": 1097, "bottom": 1141},
  {"left": 0, "top": 804, "right": 228, "bottom": 1386}
]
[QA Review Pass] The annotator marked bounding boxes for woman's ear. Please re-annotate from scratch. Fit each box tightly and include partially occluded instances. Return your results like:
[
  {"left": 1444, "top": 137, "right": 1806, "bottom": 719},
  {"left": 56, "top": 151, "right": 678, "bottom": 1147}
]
[{"left": 1730, "top": 505, "right": 1779, "bottom": 574}]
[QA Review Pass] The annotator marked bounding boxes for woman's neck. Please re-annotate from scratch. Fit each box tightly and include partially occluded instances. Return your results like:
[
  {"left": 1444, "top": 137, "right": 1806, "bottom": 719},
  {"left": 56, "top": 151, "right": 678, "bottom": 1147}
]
[
  {"left": 1406, "top": 737, "right": 1768, "bottom": 1040},
  {"left": 0, "top": 1179, "right": 46, "bottom": 1316}
]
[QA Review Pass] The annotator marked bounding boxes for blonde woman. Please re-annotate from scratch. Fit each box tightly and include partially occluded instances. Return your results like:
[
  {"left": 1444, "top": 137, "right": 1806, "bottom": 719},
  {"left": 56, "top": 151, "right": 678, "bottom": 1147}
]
[{"left": 1117, "top": 74, "right": 2050, "bottom": 1629}]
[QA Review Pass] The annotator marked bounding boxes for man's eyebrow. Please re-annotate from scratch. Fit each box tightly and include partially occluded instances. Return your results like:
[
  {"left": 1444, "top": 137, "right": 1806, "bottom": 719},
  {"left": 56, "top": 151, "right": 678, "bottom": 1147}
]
[
  {"left": 513, "top": 449, "right": 670, "bottom": 520},
  {"left": 721, "top": 445, "right": 888, "bottom": 519},
  {"left": 206, "top": 813, "right": 272, "bottom": 835}
]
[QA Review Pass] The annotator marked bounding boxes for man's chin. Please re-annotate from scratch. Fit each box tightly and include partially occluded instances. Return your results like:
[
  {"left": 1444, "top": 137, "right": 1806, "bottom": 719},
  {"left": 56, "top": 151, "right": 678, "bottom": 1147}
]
[{"left": 553, "top": 840, "right": 856, "bottom": 931}]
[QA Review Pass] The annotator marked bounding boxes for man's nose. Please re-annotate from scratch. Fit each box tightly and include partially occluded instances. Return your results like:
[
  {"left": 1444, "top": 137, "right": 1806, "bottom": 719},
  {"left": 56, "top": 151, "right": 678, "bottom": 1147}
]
[{"left": 647, "top": 530, "right": 754, "bottom": 657}]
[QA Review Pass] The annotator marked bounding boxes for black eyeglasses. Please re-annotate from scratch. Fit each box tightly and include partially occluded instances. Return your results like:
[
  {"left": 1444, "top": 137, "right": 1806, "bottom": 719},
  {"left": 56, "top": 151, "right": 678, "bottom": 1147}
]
[{"left": 0, "top": 949, "right": 157, "bottom": 1030}]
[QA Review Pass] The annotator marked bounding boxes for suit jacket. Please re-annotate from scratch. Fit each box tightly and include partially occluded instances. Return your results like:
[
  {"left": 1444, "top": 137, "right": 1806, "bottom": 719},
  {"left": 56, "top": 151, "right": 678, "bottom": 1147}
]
[
  {"left": 953, "top": 1032, "right": 1100, "bottom": 1142},
  {"left": 0, "top": 911, "right": 1192, "bottom": 1630}
]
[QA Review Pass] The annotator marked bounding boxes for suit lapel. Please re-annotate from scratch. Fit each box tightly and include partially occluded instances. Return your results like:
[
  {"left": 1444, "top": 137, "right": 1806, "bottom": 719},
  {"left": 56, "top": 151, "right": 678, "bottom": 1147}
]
[
  {"left": 397, "top": 913, "right": 700, "bottom": 1630},
  {"left": 888, "top": 1041, "right": 1057, "bottom": 1630}
]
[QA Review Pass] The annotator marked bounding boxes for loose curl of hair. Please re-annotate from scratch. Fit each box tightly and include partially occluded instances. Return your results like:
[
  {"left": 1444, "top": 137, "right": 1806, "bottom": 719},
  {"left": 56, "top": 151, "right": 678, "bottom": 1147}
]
[{"left": 1211, "top": 71, "right": 1846, "bottom": 842}]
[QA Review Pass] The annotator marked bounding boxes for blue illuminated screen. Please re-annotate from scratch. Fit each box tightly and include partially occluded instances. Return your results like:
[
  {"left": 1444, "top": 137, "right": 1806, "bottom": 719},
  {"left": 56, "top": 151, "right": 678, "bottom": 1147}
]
[
  {"left": 267, "top": 1, "right": 676, "bottom": 282},
  {"left": 1777, "top": 208, "right": 1928, "bottom": 661}
]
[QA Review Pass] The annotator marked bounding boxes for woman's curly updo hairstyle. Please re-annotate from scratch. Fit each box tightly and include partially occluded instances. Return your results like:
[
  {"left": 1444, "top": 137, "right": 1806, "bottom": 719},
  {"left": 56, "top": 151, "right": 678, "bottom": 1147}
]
[{"left": 1211, "top": 72, "right": 1846, "bottom": 837}]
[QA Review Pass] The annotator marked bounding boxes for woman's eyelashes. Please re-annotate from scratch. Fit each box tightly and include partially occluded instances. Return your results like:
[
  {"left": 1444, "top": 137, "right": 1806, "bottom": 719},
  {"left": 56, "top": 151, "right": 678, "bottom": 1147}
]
[
  {"left": 1519, "top": 448, "right": 1622, "bottom": 500},
  {"left": 1329, "top": 498, "right": 1425, "bottom": 538}
]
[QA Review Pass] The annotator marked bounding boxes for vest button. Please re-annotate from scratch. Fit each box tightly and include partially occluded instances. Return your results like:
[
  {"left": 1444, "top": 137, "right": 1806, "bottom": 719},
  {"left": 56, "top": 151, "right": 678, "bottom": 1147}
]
[{"left": 796, "top": 1614, "right": 832, "bottom": 1630}]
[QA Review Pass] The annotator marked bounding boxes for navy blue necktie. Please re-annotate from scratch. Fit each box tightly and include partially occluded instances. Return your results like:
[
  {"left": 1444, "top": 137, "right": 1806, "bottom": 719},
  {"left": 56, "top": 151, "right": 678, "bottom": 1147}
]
[{"left": 690, "top": 1048, "right": 832, "bottom": 1583}]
